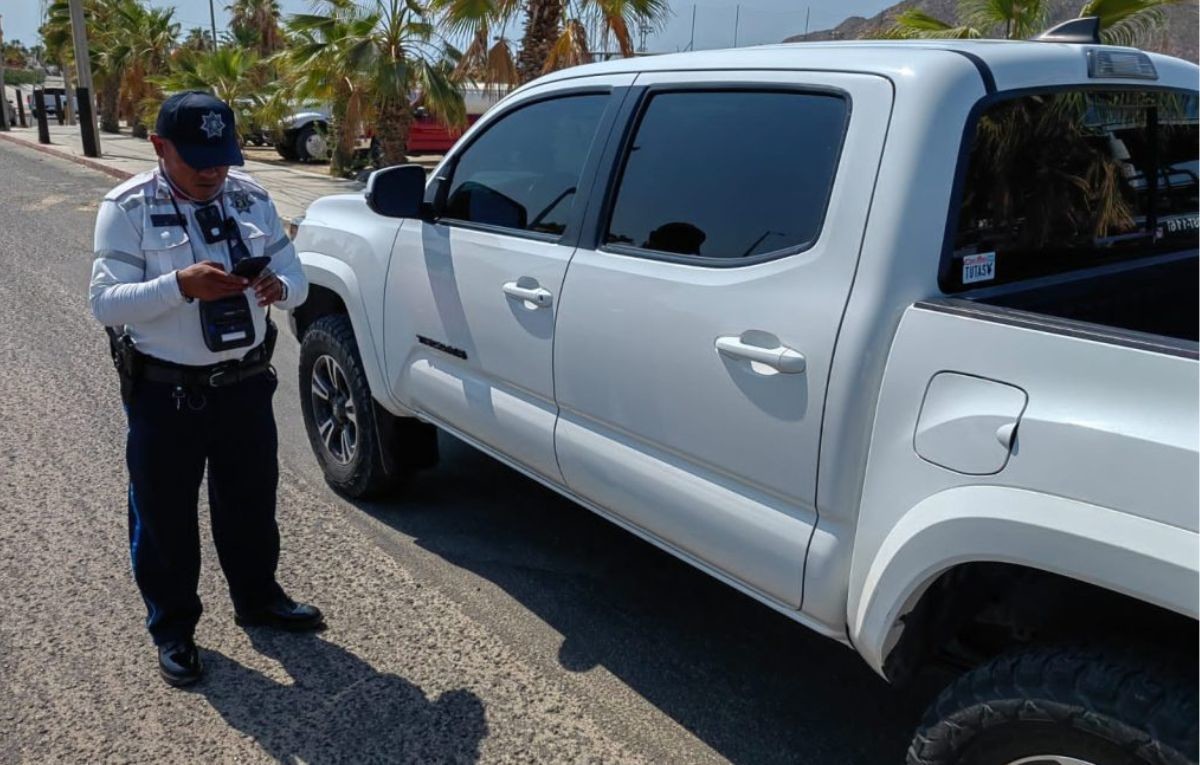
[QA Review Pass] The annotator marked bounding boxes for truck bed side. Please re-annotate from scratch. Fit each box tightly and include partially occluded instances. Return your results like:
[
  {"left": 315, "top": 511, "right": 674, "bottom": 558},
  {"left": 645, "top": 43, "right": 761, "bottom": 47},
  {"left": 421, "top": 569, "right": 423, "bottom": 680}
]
[{"left": 847, "top": 300, "right": 1199, "bottom": 674}]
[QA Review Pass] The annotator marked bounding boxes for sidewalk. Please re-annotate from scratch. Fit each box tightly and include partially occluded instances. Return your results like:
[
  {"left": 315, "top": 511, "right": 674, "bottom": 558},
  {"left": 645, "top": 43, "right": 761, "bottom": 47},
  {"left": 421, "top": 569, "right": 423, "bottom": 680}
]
[{"left": 0, "top": 124, "right": 363, "bottom": 221}]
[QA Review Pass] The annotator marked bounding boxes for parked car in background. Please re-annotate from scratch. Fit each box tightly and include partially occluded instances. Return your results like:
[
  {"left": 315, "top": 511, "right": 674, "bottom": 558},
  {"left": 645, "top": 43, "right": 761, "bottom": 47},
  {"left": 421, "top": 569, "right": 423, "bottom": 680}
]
[
  {"left": 26, "top": 86, "right": 73, "bottom": 122},
  {"left": 276, "top": 86, "right": 503, "bottom": 162},
  {"left": 275, "top": 106, "right": 334, "bottom": 161}
]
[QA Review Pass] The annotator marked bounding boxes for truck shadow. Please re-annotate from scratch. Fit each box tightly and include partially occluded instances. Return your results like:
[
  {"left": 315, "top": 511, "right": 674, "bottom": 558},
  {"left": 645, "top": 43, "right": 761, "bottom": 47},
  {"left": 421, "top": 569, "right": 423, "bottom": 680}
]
[
  {"left": 192, "top": 630, "right": 488, "bottom": 764},
  {"left": 353, "top": 433, "right": 942, "bottom": 765}
]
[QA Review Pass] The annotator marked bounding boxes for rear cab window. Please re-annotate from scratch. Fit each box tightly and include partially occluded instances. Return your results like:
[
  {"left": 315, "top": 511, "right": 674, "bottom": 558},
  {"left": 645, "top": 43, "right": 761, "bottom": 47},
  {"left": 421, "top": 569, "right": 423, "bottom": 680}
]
[{"left": 943, "top": 88, "right": 1199, "bottom": 292}]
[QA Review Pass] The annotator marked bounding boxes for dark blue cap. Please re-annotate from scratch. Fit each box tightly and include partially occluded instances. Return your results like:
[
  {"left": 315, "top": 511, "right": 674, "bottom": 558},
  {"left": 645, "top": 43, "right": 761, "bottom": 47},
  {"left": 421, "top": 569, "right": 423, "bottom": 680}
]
[{"left": 155, "top": 91, "right": 244, "bottom": 170}]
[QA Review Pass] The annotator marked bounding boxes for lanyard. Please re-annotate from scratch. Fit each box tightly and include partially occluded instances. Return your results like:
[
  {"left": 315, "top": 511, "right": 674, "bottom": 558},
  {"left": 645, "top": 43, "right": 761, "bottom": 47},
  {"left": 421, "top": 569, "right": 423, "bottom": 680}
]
[
  {"left": 160, "top": 167, "right": 245, "bottom": 266},
  {"left": 167, "top": 192, "right": 245, "bottom": 267}
]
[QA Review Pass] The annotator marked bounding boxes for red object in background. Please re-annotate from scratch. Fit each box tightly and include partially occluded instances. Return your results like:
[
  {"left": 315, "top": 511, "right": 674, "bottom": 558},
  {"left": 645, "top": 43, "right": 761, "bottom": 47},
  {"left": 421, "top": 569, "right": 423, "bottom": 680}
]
[{"left": 406, "top": 113, "right": 483, "bottom": 154}]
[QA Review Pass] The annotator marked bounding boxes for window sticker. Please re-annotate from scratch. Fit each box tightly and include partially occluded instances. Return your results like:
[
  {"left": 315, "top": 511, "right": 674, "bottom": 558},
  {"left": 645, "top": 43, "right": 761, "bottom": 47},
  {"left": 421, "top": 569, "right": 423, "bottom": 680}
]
[
  {"left": 1158, "top": 212, "right": 1199, "bottom": 238},
  {"left": 962, "top": 252, "right": 996, "bottom": 284}
]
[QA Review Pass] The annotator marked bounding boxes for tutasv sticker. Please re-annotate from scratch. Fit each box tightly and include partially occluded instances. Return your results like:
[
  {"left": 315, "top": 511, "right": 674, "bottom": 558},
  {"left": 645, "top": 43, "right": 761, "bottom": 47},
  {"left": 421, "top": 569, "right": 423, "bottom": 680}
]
[{"left": 962, "top": 252, "right": 996, "bottom": 285}]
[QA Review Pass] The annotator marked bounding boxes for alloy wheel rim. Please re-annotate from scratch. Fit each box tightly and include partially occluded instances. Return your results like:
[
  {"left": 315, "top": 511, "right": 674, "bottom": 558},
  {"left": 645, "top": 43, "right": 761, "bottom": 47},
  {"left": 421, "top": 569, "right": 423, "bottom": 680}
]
[
  {"left": 310, "top": 354, "right": 358, "bottom": 465},
  {"left": 305, "top": 131, "right": 328, "bottom": 159}
]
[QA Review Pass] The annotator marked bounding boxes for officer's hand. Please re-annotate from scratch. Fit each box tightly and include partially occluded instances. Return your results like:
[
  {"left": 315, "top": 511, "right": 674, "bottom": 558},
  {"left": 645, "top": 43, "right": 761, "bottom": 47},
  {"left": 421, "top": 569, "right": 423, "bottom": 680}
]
[
  {"left": 251, "top": 269, "right": 285, "bottom": 307},
  {"left": 177, "top": 261, "right": 250, "bottom": 302}
]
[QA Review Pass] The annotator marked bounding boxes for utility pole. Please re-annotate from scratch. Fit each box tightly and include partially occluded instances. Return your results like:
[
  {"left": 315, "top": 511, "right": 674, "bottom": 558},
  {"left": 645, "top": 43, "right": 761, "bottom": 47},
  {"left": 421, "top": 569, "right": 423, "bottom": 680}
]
[
  {"left": 804, "top": 7, "right": 811, "bottom": 36},
  {"left": 0, "top": 14, "right": 9, "bottom": 132},
  {"left": 733, "top": 5, "right": 740, "bottom": 48},
  {"left": 687, "top": 5, "right": 697, "bottom": 51},
  {"left": 209, "top": 0, "right": 219, "bottom": 48},
  {"left": 67, "top": 0, "right": 100, "bottom": 156},
  {"left": 637, "top": 19, "right": 652, "bottom": 53}
]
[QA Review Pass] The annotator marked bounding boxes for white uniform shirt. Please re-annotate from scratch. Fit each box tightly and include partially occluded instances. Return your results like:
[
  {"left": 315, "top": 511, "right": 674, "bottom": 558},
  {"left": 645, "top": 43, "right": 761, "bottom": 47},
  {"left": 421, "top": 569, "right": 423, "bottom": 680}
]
[{"left": 90, "top": 168, "right": 308, "bottom": 366}]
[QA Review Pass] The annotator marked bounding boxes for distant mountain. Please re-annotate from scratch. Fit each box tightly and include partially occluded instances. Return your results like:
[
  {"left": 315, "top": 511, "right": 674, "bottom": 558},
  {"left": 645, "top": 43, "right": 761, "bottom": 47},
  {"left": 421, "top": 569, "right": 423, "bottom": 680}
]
[{"left": 783, "top": 0, "right": 1199, "bottom": 63}]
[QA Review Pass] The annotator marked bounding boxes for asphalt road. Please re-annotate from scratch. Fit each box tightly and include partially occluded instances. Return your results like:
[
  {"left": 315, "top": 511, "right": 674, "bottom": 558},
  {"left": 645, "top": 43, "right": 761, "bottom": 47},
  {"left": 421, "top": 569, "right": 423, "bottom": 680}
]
[{"left": 0, "top": 141, "right": 936, "bottom": 764}]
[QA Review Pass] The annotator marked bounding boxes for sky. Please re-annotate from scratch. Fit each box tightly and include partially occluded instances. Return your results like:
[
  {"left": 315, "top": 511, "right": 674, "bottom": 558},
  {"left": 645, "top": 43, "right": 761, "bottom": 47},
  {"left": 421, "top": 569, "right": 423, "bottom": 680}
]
[{"left": 1, "top": 0, "right": 895, "bottom": 55}]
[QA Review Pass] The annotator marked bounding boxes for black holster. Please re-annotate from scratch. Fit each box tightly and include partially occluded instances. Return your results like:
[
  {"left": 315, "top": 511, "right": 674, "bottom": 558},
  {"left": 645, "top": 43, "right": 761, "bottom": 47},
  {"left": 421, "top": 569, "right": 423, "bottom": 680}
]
[
  {"left": 263, "top": 317, "right": 278, "bottom": 361},
  {"left": 104, "top": 319, "right": 276, "bottom": 403},
  {"left": 105, "top": 326, "right": 141, "bottom": 405}
]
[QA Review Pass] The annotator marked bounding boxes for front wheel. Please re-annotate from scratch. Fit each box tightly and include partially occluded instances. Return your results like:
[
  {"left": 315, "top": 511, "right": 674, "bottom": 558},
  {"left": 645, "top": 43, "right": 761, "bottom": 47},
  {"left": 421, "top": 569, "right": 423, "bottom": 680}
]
[
  {"left": 908, "top": 646, "right": 1198, "bottom": 765},
  {"left": 299, "top": 315, "right": 402, "bottom": 498}
]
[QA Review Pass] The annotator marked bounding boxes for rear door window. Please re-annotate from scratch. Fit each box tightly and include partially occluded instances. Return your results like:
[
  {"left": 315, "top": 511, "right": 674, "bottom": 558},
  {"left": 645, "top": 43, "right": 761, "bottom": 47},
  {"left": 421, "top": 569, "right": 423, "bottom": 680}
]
[
  {"left": 604, "top": 90, "right": 848, "bottom": 263},
  {"left": 945, "top": 89, "right": 1199, "bottom": 291}
]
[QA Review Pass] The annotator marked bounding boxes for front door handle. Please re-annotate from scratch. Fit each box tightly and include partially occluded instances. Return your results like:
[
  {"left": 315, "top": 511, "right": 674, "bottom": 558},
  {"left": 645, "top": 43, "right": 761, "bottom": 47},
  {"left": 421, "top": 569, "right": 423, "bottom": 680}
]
[
  {"left": 715, "top": 335, "right": 806, "bottom": 374},
  {"left": 503, "top": 281, "right": 553, "bottom": 308}
]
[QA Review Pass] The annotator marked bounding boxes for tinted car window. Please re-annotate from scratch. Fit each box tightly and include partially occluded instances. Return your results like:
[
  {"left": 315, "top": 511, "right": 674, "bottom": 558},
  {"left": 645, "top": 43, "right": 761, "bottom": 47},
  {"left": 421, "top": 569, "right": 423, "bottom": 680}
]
[
  {"left": 444, "top": 94, "right": 608, "bottom": 236},
  {"left": 947, "top": 89, "right": 1199, "bottom": 291},
  {"left": 605, "top": 90, "right": 847, "bottom": 260}
]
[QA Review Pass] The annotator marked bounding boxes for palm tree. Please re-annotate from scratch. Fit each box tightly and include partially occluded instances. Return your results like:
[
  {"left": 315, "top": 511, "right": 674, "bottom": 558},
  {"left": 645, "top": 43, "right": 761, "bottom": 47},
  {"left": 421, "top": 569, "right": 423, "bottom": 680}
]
[
  {"left": 182, "top": 27, "right": 214, "bottom": 52},
  {"left": 39, "top": 0, "right": 83, "bottom": 124},
  {"left": 280, "top": 6, "right": 365, "bottom": 175},
  {"left": 3, "top": 40, "right": 30, "bottom": 68},
  {"left": 108, "top": 3, "right": 179, "bottom": 137},
  {"left": 877, "top": 9, "right": 984, "bottom": 38},
  {"left": 283, "top": 0, "right": 466, "bottom": 174},
  {"left": 518, "top": 0, "right": 564, "bottom": 80},
  {"left": 227, "top": 0, "right": 285, "bottom": 57},
  {"left": 148, "top": 47, "right": 267, "bottom": 142},
  {"left": 432, "top": 0, "right": 669, "bottom": 85},
  {"left": 45, "top": 0, "right": 129, "bottom": 132},
  {"left": 885, "top": 0, "right": 1181, "bottom": 44},
  {"left": 1077, "top": 0, "right": 1176, "bottom": 46}
]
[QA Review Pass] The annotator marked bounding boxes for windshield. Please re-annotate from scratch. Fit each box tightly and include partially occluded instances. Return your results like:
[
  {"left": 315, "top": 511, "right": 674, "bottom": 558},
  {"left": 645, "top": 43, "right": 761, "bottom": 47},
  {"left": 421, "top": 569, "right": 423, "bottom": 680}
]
[{"left": 944, "top": 89, "right": 1199, "bottom": 291}]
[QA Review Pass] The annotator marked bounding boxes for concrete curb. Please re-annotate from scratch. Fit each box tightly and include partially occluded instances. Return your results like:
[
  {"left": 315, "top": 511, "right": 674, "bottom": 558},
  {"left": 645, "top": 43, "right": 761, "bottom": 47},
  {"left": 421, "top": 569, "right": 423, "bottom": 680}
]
[{"left": 0, "top": 131, "right": 135, "bottom": 182}]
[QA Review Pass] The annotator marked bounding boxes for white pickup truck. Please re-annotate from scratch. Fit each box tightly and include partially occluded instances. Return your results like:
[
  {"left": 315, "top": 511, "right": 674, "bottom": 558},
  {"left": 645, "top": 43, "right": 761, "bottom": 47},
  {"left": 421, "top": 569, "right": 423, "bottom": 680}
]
[{"left": 287, "top": 31, "right": 1199, "bottom": 764}]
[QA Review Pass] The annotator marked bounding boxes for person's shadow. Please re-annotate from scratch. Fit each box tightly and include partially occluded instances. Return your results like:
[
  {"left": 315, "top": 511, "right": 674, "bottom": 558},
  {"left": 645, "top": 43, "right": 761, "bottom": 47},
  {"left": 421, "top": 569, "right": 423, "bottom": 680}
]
[{"left": 192, "top": 629, "right": 487, "bottom": 764}]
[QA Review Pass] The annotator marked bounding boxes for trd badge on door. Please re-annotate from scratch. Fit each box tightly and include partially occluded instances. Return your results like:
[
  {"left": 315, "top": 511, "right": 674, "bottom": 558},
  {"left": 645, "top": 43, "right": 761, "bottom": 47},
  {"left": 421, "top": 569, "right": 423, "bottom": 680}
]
[{"left": 417, "top": 335, "right": 468, "bottom": 360}]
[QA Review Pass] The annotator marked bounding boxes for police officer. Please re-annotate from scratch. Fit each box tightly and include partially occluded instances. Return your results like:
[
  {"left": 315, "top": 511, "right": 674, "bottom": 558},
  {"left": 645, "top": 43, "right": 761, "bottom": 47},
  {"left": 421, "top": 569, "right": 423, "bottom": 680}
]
[{"left": 90, "top": 92, "right": 323, "bottom": 687}]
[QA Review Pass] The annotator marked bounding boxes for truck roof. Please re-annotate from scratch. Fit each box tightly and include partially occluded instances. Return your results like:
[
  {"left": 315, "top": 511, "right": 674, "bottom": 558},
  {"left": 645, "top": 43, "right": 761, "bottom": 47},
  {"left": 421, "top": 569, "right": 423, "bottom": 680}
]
[{"left": 533, "top": 40, "right": 1199, "bottom": 96}]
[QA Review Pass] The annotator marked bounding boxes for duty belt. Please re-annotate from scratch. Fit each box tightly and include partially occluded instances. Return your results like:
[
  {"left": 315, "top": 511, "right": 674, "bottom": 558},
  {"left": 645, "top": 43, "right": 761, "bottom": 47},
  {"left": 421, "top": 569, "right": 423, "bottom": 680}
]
[{"left": 138, "top": 345, "right": 273, "bottom": 388}]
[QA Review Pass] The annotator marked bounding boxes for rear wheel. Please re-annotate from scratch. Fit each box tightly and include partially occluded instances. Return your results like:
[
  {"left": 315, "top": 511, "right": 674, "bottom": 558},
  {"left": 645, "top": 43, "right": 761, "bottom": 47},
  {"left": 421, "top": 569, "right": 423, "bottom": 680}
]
[
  {"left": 294, "top": 123, "right": 330, "bottom": 163},
  {"left": 275, "top": 132, "right": 299, "bottom": 161},
  {"left": 908, "top": 646, "right": 1198, "bottom": 765}
]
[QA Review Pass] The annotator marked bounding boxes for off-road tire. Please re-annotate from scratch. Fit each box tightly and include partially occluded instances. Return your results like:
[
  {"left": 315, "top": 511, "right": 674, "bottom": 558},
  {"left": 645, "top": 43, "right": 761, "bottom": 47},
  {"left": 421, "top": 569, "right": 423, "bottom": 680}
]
[
  {"left": 908, "top": 645, "right": 1198, "bottom": 765},
  {"left": 299, "top": 315, "right": 403, "bottom": 498},
  {"left": 275, "top": 133, "right": 299, "bottom": 161}
]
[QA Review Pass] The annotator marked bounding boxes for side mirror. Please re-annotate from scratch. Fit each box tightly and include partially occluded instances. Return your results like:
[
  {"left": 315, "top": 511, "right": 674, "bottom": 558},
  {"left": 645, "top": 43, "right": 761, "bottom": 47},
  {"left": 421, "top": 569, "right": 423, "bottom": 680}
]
[{"left": 365, "top": 164, "right": 428, "bottom": 219}]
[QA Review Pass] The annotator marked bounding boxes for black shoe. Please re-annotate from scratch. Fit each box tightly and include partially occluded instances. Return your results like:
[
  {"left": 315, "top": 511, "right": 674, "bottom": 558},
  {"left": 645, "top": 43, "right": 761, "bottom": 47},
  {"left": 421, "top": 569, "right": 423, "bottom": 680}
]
[
  {"left": 158, "top": 639, "right": 203, "bottom": 687},
  {"left": 235, "top": 596, "right": 325, "bottom": 632}
]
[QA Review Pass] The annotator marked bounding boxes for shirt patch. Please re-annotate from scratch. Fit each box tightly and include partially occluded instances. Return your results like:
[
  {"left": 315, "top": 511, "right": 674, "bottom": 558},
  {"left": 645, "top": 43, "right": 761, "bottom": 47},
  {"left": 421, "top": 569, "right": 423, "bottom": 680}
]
[
  {"left": 150, "top": 213, "right": 186, "bottom": 228},
  {"left": 228, "top": 189, "right": 255, "bottom": 214}
]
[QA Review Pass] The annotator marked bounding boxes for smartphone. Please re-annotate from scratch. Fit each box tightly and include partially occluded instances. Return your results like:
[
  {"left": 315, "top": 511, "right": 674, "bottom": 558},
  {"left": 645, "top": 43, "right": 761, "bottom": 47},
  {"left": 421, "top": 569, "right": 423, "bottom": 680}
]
[{"left": 232, "top": 256, "right": 271, "bottom": 279}]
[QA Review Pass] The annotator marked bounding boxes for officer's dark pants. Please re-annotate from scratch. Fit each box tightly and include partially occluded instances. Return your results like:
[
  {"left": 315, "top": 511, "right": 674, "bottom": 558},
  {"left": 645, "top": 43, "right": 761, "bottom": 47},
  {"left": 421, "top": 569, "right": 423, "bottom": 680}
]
[{"left": 125, "top": 373, "right": 285, "bottom": 645}]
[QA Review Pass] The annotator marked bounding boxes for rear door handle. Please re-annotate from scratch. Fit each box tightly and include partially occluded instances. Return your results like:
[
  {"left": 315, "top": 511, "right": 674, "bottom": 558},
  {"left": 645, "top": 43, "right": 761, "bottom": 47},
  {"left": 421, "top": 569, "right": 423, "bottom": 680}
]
[
  {"left": 715, "top": 335, "right": 806, "bottom": 374},
  {"left": 503, "top": 281, "right": 553, "bottom": 308}
]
